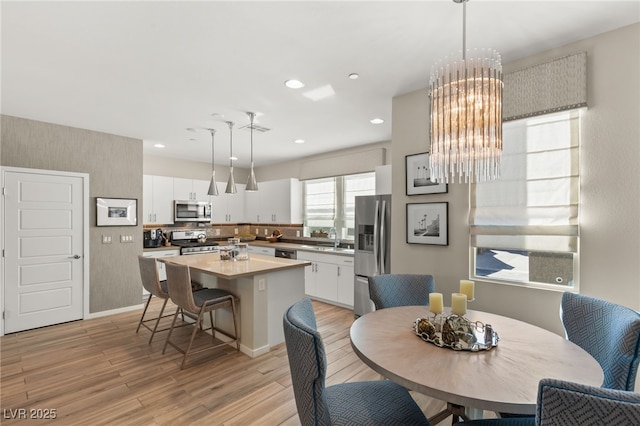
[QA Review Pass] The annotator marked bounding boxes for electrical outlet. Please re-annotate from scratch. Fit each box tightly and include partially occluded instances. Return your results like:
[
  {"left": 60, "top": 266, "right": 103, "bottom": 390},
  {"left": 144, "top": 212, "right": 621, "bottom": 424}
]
[
  {"left": 296, "top": 230, "right": 300, "bottom": 237},
  {"left": 255, "top": 228, "right": 259, "bottom": 234},
  {"left": 102, "top": 235, "right": 112, "bottom": 244},
  {"left": 234, "top": 228, "right": 238, "bottom": 234},
  {"left": 258, "top": 279, "right": 266, "bottom": 291},
  {"left": 215, "top": 229, "right": 221, "bottom": 236},
  {"left": 264, "top": 229, "right": 268, "bottom": 235}
]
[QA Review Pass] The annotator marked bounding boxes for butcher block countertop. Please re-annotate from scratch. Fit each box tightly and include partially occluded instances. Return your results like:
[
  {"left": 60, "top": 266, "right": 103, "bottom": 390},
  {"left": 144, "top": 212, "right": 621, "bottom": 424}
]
[{"left": 159, "top": 252, "right": 311, "bottom": 280}]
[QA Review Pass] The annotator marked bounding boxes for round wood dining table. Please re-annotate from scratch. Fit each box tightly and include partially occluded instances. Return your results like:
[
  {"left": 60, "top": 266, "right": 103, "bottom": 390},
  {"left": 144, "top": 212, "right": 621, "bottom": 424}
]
[{"left": 350, "top": 306, "right": 604, "bottom": 418}]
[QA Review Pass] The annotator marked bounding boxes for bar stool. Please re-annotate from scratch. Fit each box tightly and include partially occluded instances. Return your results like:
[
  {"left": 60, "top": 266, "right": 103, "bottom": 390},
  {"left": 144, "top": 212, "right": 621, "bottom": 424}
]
[
  {"left": 136, "top": 255, "right": 176, "bottom": 343},
  {"left": 163, "top": 262, "right": 240, "bottom": 369}
]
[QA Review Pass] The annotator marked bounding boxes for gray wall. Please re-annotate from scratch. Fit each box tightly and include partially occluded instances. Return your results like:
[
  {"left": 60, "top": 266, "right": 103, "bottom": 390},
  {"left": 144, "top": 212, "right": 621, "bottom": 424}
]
[
  {"left": 391, "top": 23, "right": 640, "bottom": 336},
  {"left": 1, "top": 115, "right": 144, "bottom": 313}
]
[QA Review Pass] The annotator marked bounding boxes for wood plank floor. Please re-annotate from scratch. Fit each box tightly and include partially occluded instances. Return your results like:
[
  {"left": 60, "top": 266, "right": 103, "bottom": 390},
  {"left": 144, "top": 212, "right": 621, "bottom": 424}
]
[{"left": 1, "top": 298, "right": 450, "bottom": 425}]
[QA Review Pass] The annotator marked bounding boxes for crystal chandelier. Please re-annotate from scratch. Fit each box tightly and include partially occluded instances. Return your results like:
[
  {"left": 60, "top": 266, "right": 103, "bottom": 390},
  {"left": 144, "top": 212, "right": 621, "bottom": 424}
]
[{"left": 429, "top": 0, "right": 503, "bottom": 183}]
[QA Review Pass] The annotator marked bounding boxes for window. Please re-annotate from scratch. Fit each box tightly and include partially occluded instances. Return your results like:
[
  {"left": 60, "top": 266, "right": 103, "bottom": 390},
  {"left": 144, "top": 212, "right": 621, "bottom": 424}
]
[
  {"left": 303, "top": 172, "right": 375, "bottom": 240},
  {"left": 470, "top": 110, "right": 581, "bottom": 288}
]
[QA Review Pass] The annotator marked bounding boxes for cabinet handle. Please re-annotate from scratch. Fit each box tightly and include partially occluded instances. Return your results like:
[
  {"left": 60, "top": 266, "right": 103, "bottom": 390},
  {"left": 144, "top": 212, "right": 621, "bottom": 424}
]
[{"left": 338, "top": 266, "right": 341, "bottom": 276}]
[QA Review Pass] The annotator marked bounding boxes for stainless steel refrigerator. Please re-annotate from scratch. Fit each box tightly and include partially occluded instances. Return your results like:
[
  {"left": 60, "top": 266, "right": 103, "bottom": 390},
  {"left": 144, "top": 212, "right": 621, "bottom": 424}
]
[{"left": 354, "top": 194, "right": 391, "bottom": 317}]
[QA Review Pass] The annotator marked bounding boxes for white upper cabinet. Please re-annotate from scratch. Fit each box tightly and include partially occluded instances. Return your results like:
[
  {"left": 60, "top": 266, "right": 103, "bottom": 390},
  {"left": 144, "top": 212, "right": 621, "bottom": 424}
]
[
  {"left": 173, "top": 177, "right": 210, "bottom": 201},
  {"left": 245, "top": 178, "right": 302, "bottom": 223},
  {"left": 211, "top": 182, "right": 245, "bottom": 223},
  {"left": 143, "top": 175, "right": 174, "bottom": 224}
]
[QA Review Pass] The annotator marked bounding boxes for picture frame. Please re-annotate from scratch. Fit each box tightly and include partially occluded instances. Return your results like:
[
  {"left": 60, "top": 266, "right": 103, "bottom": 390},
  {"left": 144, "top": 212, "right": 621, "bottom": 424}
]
[
  {"left": 96, "top": 197, "right": 137, "bottom": 226},
  {"left": 406, "top": 202, "right": 448, "bottom": 245},
  {"left": 405, "top": 152, "right": 447, "bottom": 195}
]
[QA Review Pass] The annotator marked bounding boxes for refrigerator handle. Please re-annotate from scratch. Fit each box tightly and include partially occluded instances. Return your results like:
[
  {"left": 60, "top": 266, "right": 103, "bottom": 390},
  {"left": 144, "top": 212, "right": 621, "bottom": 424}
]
[
  {"left": 380, "top": 199, "right": 387, "bottom": 274},
  {"left": 373, "top": 199, "right": 380, "bottom": 275}
]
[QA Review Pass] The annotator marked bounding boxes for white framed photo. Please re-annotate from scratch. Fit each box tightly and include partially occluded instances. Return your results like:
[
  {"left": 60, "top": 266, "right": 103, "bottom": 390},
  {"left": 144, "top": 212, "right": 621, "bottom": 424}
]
[
  {"left": 96, "top": 197, "right": 137, "bottom": 226},
  {"left": 405, "top": 152, "right": 447, "bottom": 195},
  {"left": 406, "top": 202, "right": 448, "bottom": 246}
]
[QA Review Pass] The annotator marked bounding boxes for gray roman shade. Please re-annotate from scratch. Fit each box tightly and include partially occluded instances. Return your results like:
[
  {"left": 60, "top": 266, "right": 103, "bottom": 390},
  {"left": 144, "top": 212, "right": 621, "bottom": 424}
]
[
  {"left": 503, "top": 52, "right": 587, "bottom": 122},
  {"left": 299, "top": 147, "right": 386, "bottom": 180}
]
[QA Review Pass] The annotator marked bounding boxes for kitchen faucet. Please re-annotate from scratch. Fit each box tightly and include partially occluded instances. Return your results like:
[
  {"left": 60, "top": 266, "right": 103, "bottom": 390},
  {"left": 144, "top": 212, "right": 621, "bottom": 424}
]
[{"left": 328, "top": 227, "right": 340, "bottom": 249}]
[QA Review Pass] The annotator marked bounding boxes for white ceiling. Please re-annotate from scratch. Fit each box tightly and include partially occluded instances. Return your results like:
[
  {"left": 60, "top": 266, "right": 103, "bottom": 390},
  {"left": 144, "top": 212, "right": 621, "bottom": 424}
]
[{"left": 2, "top": 1, "right": 639, "bottom": 168}]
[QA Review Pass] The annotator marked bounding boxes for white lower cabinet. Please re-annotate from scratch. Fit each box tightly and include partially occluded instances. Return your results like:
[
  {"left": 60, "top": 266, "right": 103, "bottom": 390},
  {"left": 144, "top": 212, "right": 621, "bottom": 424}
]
[
  {"left": 298, "top": 251, "right": 354, "bottom": 308},
  {"left": 336, "top": 257, "right": 354, "bottom": 306},
  {"left": 247, "top": 245, "right": 275, "bottom": 257}
]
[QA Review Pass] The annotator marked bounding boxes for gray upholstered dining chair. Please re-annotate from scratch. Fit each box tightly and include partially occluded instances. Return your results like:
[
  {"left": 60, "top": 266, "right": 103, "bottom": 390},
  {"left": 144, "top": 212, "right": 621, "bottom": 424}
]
[
  {"left": 163, "top": 262, "right": 239, "bottom": 369},
  {"left": 561, "top": 291, "right": 640, "bottom": 391},
  {"left": 283, "top": 297, "right": 431, "bottom": 426},
  {"left": 368, "top": 274, "right": 435, "bottom": 309},
  {"left": 457, "top": 378, "right": 640, "bottom": 426}
]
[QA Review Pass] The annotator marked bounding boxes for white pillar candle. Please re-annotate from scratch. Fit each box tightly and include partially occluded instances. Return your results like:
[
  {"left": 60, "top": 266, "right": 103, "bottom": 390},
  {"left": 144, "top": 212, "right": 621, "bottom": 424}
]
[
  {"left": 429, "top": 292, "right": 444, "bottom": 314},
  {"left": 451, "top": 293, "right": 467, "bottom": 316},
  {"left": 460, "top": 280, "right": 475, "bottom": 301}
]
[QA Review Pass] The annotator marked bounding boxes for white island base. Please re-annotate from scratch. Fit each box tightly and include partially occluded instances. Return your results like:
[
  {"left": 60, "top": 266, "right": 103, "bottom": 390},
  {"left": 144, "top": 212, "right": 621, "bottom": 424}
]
[{"left": 161, "top": 253, "right": 308, "bottom": 358}]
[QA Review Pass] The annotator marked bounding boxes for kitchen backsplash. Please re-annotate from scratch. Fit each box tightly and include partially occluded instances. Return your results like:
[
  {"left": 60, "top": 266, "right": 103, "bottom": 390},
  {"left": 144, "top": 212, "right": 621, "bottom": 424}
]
[{"left": 144, "top": 223, "right": 304, "bottom": 241}]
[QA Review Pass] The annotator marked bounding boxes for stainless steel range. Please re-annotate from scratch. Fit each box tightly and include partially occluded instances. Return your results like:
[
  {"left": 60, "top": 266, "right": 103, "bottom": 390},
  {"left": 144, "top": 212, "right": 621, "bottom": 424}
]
[{"left": 171, "top": 230, "right": 219, "bottom": 255}]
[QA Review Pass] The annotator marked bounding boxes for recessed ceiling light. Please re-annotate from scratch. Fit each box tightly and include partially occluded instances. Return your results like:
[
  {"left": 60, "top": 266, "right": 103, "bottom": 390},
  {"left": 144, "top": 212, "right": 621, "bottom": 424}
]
[
  {"left": 294, "top": 139, "right": 305, "bottom": 144},
  {"left": 348, "top": 73, "right": 359, "bottom": 80},
  {"left": 285, "top": 79, "right": 305, "bottom": 89},
  {"left": 153, "top": 143, "right": 165, "bottom": 148},
  {"left": 186, "top": 127, "right": 196, "bottom": 132},
  {"left": 370, "top": 118, "right": 384, "bottom": 124},
  {"left": 189, "top": 138, "right": 197, "bottom": 142}
]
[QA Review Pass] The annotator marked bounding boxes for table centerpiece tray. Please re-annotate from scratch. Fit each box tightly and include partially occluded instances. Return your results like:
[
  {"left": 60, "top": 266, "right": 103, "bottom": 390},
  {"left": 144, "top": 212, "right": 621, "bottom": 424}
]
[{"left": 413, "top": 315, "right": 499, "bottom": 351}]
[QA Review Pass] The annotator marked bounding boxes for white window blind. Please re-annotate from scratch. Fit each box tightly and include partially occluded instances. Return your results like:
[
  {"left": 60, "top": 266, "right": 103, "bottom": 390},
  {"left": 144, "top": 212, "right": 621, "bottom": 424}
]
[
  {"left": 344, "top": 173, "right": 376, "bottom": 233},
  {"left": 470, "top": 110, "right": 581, "bottom": 253},
  {"left": 304, "top": 177, "right": 336, "bottom": 229}
]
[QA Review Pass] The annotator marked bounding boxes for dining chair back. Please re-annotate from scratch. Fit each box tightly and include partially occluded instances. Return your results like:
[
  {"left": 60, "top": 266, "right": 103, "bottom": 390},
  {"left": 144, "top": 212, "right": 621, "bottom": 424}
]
[
  {"left": 458, "top": 378, "right": 640, "bottom": 426},
  {"left": 162, "top": 262, "right": 239, "bottom": 369},
  {"left": 368, "top": 274, "right": 435, "bottom": 309},
  {"left": 283, "top": 297, "right": 430, "bottom": 426},
  {"left": 561, "top": 291, "right": 640, "bottom": 391},
  {"left": 136, "top": 255, "right": 173, "bottom": 343}
]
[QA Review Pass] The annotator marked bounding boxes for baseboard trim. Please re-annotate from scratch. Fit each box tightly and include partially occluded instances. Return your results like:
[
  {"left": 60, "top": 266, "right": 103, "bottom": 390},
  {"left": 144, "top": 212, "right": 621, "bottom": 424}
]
[{"left": 86, "top": 303, "right": 144, "bottom": 319}]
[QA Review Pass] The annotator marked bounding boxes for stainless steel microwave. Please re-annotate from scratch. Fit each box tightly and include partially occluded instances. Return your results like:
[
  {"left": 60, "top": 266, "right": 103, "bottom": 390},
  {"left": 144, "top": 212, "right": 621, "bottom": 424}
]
[{"left": 174, "top": 200, "right": 211, "bottom": 222}]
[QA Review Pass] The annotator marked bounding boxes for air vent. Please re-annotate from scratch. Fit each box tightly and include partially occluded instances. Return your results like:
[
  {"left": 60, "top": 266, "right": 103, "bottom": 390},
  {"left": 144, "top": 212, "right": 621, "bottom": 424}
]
[{"left": 239, "top": 124, "right": 271, "bottom": 133}]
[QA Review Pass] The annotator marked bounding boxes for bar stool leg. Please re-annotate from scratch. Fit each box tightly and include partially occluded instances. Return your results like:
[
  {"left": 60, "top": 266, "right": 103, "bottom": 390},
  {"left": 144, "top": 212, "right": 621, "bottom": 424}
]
[
  {"left": 148, "top": 297, "right": 170, "bottom": 344},
  {"left": 181, "top": 309, "right": 205, "bottom": 370},
  {"left": 136, "top": 294, "right": 154, "bottom": 333}
]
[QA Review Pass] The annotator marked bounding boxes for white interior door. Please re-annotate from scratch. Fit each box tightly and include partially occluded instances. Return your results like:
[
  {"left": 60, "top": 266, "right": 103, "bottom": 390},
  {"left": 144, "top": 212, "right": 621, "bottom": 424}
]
[{"left": 3, "top": 169, "right": 86, "bottom": 333}]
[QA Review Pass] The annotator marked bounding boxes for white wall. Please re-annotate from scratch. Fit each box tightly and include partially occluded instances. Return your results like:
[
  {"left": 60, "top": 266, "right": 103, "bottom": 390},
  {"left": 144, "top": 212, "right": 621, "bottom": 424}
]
[{"left": 391, "top": 23, "right": 640, "bottom": 337}]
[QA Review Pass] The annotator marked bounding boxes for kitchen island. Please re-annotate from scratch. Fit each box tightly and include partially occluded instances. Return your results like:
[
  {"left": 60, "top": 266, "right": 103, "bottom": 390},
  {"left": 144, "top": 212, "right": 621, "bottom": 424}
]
[{"left": 160, "top": 252, "right": 310, "bottom": 358}]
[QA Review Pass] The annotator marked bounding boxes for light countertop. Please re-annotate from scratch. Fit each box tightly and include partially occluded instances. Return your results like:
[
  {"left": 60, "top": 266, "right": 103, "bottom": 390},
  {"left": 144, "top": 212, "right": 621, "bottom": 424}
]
[
  {"left": 159, "top": 252, "right": 311, "bottom": 280},
  {"left": 248, "top": 240, "right": 355, "bottom": 256}
]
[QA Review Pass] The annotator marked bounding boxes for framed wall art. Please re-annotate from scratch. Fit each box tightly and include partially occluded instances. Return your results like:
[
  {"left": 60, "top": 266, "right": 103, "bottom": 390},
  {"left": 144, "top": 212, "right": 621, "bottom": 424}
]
[
  {"left": 405, "top": 152, "right": 447, "bottom": 195},
  {"left": 406, "top": 202, "right": 448, "bottom": 245},
  {"left": 96, "top": 197, "right": 137, "bottom": 226}
]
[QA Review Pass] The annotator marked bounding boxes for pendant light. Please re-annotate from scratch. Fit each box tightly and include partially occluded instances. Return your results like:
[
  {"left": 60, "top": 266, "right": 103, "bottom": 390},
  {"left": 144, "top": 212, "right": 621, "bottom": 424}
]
[
  {"left": 245, "top": 112, "right": 259, "bottom": 192},
  {"left": 225, "top": 121, "right": 237, "bottom": 194},
  {"left": 206, "top": 128, "right": 219, "bottom": 196},
  {"left": 429, "top": 0, "right": 503, "bottom": 183}
]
